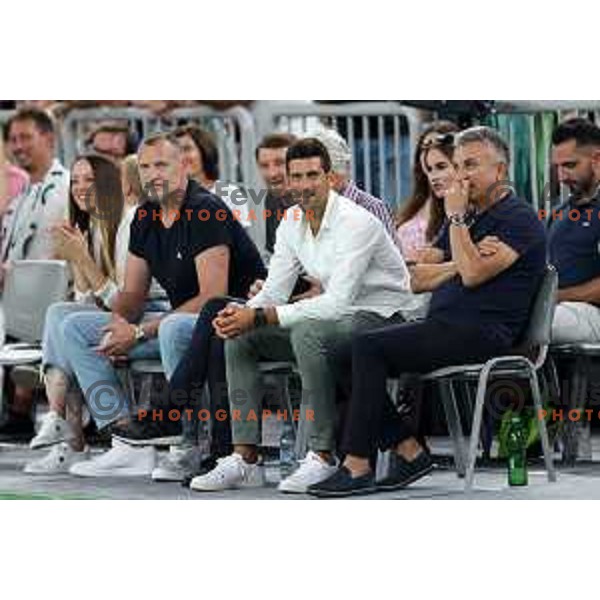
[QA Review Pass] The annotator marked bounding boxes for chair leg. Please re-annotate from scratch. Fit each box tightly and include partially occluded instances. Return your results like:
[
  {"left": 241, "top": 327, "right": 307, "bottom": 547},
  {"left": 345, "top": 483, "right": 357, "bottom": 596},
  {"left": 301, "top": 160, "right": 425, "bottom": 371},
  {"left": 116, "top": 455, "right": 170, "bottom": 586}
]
[
  {"left": 294, "top": 416, "right": 308, "bottom": 459},
  {"left": 279, "top": 374, "right": 298, "bottom": 437},
  {"left": 280, "top": 372, "right": 308, "bottom": 458},
  {"left": 465, "top": 371, "right": 491, "bottom": 492},
  {"left": 127, "top": 371, "right": 137, "bottom": 407},
  {"left": 138, "top": 374, "right": 154, "bottom": 408},
  {"left": 440, "top": 379, "right": 467, "bottom": 478},
  {"left": 529, "top": 370, "right": 557, "bottom": 483},
  {"left": 563, "top": 357, "right": 585, "bottom": 466}
]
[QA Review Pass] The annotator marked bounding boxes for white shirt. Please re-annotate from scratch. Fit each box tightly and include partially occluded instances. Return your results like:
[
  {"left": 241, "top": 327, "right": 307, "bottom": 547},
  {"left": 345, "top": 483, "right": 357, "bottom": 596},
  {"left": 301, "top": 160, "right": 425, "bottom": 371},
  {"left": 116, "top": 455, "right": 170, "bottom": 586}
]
[
  {"left": 88, "top": 204, "right": 166, "bottom": 307},
  {"left": 1, "top": 159, "right": 69, "bottom": 261},
  {"left": 248, "top": 190, "right": 421, "bottom": 328},
  {"left": 115, "top": 204, "right": 137, "bottom": 288},
  {"left": 210, "top": 182, "right": 251, "bottom": 228}
]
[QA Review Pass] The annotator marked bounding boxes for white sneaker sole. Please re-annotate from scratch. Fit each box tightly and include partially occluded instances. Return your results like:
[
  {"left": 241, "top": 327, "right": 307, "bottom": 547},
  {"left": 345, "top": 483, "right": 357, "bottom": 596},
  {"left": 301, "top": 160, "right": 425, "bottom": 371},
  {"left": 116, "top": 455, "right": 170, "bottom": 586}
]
[
  {"left": 277, "top": 480, "right": 309, "bottom": 494},
  {"left": 24, "top": 465, "right": 73, "bottom": 475},
  {"left": 190, "top": 475, "right": 265, "bottom": 492},
  {"left": 69, "top": 465, "right": 154, "bottom": 478},
  {"left": 278, "top": 466, "right": 339, "bottom": 494},
  {"left": 151, "top": 469, "right": 184, "bottom": 482}
]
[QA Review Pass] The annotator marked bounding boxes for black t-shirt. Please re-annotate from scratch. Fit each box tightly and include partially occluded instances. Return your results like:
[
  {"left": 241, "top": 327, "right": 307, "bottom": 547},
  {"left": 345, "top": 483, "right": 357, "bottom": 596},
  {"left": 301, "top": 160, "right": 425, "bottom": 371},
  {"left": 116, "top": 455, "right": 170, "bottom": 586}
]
[
  {"left": 129, "top": 180, "right": 266, "bottom": 309},
  {"left": 548, "top": 197, "right": 600, "bottom": 290},
  {"left": 428, "top": 195, "right": 547, "bottom": 347}
]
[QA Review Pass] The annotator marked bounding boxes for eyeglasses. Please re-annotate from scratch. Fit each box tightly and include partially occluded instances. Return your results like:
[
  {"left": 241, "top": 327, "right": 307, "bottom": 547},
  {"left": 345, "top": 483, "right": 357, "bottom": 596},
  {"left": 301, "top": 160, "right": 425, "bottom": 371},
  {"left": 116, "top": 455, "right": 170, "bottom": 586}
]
[{"left": 420, "top": 132, "right": 455, "bottom": 150}]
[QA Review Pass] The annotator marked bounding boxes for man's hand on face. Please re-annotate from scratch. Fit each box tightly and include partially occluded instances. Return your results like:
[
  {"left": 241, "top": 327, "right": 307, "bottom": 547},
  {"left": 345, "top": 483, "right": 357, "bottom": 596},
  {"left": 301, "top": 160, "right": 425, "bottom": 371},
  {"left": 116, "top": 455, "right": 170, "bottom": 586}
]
[
  {"left": 97, "top": 314, "right": 137, "bottom": 357},
  {"left": 445, "top": 179, "right": 470, "bottom": 217},
  {"left": 213, "top": 303, "right": 255, "bottom": 340}
]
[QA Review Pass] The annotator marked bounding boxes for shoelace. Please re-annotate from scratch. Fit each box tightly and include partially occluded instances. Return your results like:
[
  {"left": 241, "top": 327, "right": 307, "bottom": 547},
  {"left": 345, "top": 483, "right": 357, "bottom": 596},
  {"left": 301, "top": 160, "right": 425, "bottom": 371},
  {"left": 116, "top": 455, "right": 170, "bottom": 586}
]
[
  {"left": 212, "top": 456, "right": 245, "bottom": 482},
  {"left": 42, "top": 443, "right": 68, "bottom": 464}
]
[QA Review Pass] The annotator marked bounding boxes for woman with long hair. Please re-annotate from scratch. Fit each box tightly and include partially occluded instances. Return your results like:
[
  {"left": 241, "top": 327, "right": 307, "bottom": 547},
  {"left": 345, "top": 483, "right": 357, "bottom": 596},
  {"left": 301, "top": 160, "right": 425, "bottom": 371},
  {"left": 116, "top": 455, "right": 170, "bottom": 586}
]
[
  {"left": 24, "top": 154, "right": 135, "bottom": 474},
  {"left": 396, "top": 120, "right": 459, "bottom": 262}
]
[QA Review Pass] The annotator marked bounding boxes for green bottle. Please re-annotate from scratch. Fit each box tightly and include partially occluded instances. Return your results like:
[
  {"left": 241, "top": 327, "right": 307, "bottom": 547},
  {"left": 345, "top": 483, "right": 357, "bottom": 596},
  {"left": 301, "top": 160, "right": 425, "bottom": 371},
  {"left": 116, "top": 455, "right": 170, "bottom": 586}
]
[{"left": 506, "top": 415, "right": 528, "bottom": 486}]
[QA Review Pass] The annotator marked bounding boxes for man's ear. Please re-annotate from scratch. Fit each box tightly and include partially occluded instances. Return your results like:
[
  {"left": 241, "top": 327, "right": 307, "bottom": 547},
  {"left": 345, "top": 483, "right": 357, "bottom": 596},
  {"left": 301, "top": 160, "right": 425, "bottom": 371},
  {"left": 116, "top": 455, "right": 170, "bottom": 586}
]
[
  {"left": 591, "top": 148, "right": 600, "bottom": 179},
  {"left": 44, "top": 131, "right": 56, "bottom": 151},
  {"left": 327, "top": 171, "right": 341, "bottom": 190}
]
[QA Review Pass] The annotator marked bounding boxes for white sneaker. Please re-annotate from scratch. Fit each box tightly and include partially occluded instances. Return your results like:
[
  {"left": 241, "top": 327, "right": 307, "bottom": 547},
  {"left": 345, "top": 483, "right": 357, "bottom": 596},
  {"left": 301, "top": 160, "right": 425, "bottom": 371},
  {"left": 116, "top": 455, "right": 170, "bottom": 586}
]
[
  {"left": 30, "top": 411, "right": 75, "bottom": 450},
  {"left": 24, "top": 443, "right": 88, "bottom": 475},
  {"left": 152, "top": 445, "right": 207, "bottom": 482},
  {"left": 69, "top": 438, "right": 156, "bottom": 477},
  {"left": 189, "top": 453, "right": 264, "bottom": 492},
  {"left": 278, "top": 451, "right": 338, "bottom": 494}
]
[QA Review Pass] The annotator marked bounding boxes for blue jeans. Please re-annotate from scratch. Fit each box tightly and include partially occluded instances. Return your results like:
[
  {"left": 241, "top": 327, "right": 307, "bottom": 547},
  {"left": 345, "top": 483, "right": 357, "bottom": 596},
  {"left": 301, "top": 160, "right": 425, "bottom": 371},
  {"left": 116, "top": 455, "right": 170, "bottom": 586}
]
[{"left": 60, "top": 310, "right": 196, "bottom": 430}]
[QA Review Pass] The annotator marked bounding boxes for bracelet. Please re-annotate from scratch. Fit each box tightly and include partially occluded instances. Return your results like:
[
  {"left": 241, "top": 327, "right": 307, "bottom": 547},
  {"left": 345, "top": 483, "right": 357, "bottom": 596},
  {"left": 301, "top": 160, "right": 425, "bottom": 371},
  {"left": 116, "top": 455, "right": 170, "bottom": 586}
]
[
  {"left": 95, "top": 279, "right": 119, "bottom": 307},
  {"left": 133, "top": 324, "right": 146, "bottom": 343},
  {"left": 254, "top": 307, "right": 268, "bottom": 328},
  {"left": 448, "top": 213, "right": 468, "bottom": 227}
]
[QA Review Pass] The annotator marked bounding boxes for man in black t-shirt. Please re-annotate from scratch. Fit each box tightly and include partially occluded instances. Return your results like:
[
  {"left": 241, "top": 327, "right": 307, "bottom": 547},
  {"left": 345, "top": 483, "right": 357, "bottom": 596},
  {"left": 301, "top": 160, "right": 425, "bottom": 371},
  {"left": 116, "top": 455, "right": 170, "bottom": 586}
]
[
  {"left": 309, "top": 126, "right": 547, "bottom": 497},
  {"left": 61, "top": 132, "right": 265, "bottom": 478}
]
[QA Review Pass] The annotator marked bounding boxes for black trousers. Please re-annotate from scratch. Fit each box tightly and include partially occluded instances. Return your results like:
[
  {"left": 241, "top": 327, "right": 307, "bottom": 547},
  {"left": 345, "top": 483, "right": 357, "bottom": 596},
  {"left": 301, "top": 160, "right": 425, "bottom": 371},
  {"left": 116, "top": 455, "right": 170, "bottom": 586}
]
[
  {"left": 167, "top": 297, "right": 241, "bottom": 456},
  {"left": 336, "top": 318, "right": 510, "bottom": 459}
]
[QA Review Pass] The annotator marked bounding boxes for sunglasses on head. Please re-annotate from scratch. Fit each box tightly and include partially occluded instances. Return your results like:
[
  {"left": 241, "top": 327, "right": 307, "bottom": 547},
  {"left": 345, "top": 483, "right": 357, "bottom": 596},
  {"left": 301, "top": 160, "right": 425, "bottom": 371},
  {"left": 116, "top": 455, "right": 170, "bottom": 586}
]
[{"left": 420, "top": 132, "right": 455, "bottom": 150}]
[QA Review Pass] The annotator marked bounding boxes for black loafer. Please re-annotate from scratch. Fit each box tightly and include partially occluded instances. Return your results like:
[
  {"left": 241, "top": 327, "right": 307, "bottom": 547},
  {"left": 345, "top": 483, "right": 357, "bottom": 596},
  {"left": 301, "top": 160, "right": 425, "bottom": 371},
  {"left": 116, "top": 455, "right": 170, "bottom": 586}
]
[
  {"left": 307, "top": 466, "right": 376, "bottom": 498},
  {"left": 377, "top": 451, "right": 434, "bottom": 492}
]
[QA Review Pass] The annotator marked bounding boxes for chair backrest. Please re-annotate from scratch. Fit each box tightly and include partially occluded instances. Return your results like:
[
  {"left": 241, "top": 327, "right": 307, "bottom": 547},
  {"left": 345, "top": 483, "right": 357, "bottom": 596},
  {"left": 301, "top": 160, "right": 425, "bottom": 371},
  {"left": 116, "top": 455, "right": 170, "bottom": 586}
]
[
  {"left": 3, "top": 260, "right": 70, "bottom": 343},
  {"left": 518, "top": 264, "right": 558, "bottom": 358}
]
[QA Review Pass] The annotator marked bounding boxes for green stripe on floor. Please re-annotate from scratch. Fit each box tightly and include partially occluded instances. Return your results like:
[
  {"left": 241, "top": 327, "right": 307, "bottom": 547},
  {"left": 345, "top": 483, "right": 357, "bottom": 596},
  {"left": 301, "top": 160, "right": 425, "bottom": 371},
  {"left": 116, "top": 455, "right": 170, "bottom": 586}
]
[{"left": 0, "top": 490, "right": 99, "bottom": 500}]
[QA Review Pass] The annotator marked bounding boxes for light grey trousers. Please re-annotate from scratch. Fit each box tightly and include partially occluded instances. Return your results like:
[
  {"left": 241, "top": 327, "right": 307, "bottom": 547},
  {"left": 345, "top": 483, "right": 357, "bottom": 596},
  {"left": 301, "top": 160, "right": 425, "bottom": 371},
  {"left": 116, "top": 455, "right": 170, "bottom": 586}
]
[{"left": 224, "top": 311, "right": 404, "bottom": 452}]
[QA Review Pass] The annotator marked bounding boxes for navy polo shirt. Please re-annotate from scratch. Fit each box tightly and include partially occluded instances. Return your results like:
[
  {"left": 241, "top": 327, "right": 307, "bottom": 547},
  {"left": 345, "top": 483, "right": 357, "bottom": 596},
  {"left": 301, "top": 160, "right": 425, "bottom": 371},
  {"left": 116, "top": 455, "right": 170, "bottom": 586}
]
[
  {"left": 428, "top": 194, "right": 547, "bottom": 347},
  {"left": 548, "top": 198, "right": 600, "bottom": 290},
  {"left": 129, "top": 180, "right": 266, "bottom": 309}
]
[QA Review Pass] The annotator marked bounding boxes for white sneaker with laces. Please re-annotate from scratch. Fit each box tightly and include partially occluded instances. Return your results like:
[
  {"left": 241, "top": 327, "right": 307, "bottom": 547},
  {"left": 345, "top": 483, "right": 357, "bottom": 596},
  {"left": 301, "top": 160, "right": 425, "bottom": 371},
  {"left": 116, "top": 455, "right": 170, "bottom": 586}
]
[
  {"left": 24, "top": 442, "right": 88, "bottom": 475},
  {"left": 152, "top": 445, "right": 206, "bottom": 482},
  {"left": 189, "top": 453, "right": 264, "bottom": 492},
  {"left": 278, "top": 451, "right": 338, "bottom": 493},
  {"left": 69, "top": 438, "right": 156, "bottom": 477},
  {"left": 30, "top": 411, "right": 75, "bottom": 450}
]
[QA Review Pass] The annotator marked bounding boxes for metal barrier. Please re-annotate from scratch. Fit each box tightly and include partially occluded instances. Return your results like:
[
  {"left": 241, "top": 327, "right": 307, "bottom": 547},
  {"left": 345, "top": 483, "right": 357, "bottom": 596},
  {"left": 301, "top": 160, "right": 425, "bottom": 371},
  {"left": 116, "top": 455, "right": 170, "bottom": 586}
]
[
  {"left": 61, "top": 105, "right": 259, "bottom": 188},
  {"left": 491, "top": 101, "right": 600, "bottom": 213},
  {"left": 2, "top": 105, "right": 264, "bottom": 249},
  {"left": 253, "top": 101, "right": 423, "bottom": 208},
  {"left": 0, "top": 110, "right": 14, "bottom": 128}
]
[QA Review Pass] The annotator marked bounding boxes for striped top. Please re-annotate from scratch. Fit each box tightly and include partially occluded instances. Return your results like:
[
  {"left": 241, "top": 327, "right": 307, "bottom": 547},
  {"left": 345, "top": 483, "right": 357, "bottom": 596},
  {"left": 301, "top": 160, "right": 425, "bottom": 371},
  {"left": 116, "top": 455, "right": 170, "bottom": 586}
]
[{"left": 341, "top": 180, "right": 402, "bottom": 250}]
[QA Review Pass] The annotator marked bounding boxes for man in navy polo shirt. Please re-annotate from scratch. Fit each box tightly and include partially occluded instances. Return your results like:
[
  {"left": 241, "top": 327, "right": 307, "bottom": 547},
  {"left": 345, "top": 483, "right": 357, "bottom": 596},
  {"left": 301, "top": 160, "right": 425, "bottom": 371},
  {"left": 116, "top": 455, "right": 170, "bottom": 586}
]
[
  {"left": 549, "top": 118, "right": 600, "bottom": 343},
  {"left": 309, "top": 126, "right": 547, "bottom": 497}
]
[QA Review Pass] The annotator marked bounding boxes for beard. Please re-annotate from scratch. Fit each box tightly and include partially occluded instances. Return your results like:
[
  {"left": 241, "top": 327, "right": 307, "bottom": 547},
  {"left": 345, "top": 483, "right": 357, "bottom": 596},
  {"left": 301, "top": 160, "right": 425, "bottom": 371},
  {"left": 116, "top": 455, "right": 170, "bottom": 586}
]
[{"left": 568, "top": 171, "right": 597, "bottom": 200}]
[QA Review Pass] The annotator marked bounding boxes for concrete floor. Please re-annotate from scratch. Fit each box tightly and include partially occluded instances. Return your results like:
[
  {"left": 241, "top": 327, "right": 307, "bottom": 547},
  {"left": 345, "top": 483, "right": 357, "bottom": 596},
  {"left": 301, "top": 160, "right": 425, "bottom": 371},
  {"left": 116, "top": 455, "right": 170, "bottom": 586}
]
[{"left": 2, "top": 437, "right": 600, "bottom": 500}]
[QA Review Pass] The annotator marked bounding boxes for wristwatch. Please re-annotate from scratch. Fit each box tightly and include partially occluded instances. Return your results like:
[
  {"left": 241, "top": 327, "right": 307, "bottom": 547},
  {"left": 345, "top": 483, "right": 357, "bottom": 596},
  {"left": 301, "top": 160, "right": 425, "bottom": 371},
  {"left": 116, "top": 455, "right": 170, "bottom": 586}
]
[
  {"left": 448, "top": 213, "right": 468, "bottom": 227},
  {"left": 254, "top": 307, "right": 268, "bottom": 328},
  {"left": 133, "top": 324, "right": 146, "bottom": 343}
]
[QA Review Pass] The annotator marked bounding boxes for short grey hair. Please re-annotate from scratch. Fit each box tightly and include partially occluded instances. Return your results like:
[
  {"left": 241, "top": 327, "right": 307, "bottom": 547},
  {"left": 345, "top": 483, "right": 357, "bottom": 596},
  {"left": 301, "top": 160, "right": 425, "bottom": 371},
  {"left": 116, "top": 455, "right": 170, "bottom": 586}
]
[
  {"left": 311, "top": 128, "right": 352, "bottom": 175},
  {"left": 138, "top": 131, "right": 181, "bottom": 152},
  {"left": 455, "top": 126, "right": 510, "bottom": 165}
]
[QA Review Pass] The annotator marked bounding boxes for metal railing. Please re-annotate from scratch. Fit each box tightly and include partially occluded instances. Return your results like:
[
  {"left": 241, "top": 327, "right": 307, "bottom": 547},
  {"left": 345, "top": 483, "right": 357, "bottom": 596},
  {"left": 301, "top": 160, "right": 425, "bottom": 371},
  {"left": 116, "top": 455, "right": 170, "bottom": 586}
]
[
  {"left": 253, "top": 101, "right": 423, "bottom": 208},
  {"left": 61, "top": 105, "right": 259, "bottom": 188},
  {"left": 490, "top": 101, "right": 600, "bottom": 213}
]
